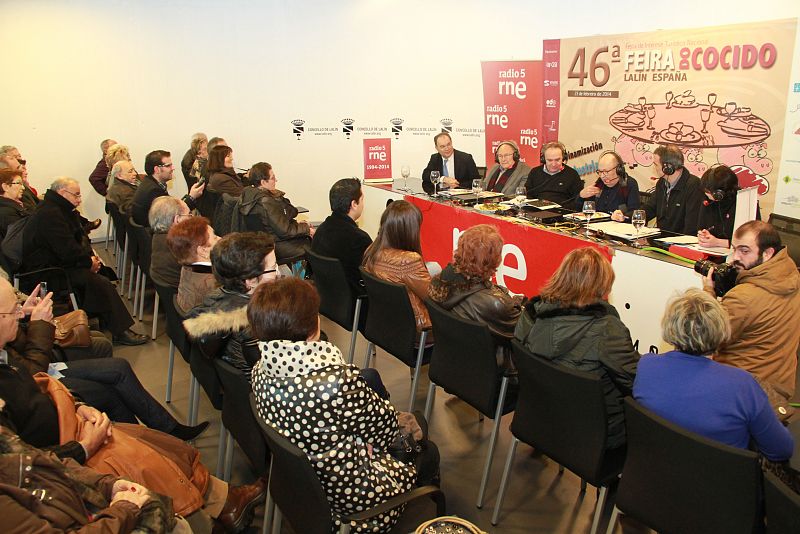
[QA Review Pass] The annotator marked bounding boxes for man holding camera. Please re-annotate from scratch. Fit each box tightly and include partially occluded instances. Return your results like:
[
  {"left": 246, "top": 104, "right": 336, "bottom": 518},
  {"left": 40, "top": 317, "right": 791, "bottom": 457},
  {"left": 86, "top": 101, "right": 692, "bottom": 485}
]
[{"left": 703, "top": 220, "right": 800, "bottom": 402}]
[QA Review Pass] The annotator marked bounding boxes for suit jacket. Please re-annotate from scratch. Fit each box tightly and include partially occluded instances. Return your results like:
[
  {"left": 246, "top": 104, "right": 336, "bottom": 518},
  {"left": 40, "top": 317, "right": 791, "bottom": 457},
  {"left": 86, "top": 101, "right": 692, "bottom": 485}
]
[
  {"left": 422, "top": 149, "right": 480, "bottom": 193},
  {"left": 640, "top": 168, "right": 703, "bottom": 235},
  {"left": 130, "top": 175, "right": 197, "bottom": 226},
  {"left": 482, "top": 161, "right": 531, "bottom": 196},
  {"left": 311, "top": 211, "right": 372, "bottom": 296}
]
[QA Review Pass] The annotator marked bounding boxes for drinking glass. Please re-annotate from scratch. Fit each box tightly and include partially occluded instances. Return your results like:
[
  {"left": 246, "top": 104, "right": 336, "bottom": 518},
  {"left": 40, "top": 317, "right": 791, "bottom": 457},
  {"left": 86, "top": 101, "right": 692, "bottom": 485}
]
[
  {"left": 582, "top": 201, "right": 596, "bottom": 237},
  {"left": 472, "top": 179, "right": 483, "bottom": 199},
  {"left": 700, "top": 108, "right": 711, "bottom": 133},
  {"left": 515, "top": 185, "right": 526, "bottom": 202},
  {"left": 631, "top": 209, "right": 646, "bottom": 238},
  {"left": 429, "top": 171, "right": 440, "bottom": 197},
  {"left": 399, "top": 165, "right": 410, "bottom": 191}
]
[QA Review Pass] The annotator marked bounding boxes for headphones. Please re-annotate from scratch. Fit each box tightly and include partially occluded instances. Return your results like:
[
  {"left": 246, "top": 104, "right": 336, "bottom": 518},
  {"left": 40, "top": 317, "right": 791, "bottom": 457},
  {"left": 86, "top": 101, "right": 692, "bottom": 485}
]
[
  {"left": 598, "top": 151, "right": 627, "bottom": 182},
  {"left": 494, "top": 141, "right": 521, "bottom": 164},
  {"left": 659, "top": 146, "right": 684, "bottom": 176},
  {"left": 540, "top": 141, "right": 568, "bottom": 165},
  {"left": 710, "top": 189, "right": 725, "bottom": 202}
]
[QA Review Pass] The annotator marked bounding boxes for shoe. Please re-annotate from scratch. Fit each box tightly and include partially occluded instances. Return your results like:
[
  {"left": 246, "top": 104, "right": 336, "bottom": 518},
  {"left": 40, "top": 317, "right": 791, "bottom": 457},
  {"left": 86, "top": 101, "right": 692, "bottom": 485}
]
[
  {"left": 113, "top": 329, "right": 149, "bottom": 346},
  {"left": 216, "top": 478, "right": 267, "bottom": 533},
  {"left": 169, "top": 421, "right": 210, "bottom": 441},
  {"left": 84, "top": 218, "right": 102, "bottom": 232}
]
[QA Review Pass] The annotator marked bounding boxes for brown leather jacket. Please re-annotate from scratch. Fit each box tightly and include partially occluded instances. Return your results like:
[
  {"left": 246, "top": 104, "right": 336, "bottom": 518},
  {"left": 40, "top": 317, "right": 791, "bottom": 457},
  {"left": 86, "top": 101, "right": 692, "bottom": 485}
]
[{"left": 366, "top": 249, "right": 431, "bottom": 331}]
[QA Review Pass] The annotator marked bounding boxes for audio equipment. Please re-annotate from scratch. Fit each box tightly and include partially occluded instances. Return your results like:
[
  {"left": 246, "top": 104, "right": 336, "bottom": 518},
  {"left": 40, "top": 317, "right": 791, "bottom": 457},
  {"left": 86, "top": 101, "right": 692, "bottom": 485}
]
[
  {"left": 494, "top": 141, "right": 521, "bottom": 164},
  {"left": 540, "top": 142, "right": 568, "bottom": 165}
]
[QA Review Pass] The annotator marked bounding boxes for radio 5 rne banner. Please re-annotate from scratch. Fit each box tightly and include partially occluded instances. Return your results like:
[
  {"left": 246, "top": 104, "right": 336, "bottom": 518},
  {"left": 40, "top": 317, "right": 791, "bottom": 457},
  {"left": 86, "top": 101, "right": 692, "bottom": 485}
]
[
  {"left": 481, "top": 61, "right": 544, "bottom": 171},
  {"left": 551, "top": 18, "right": 797, "bottom": 217},
  {"left": 363, "top": 138, "right": 392, "bottom": 183}
]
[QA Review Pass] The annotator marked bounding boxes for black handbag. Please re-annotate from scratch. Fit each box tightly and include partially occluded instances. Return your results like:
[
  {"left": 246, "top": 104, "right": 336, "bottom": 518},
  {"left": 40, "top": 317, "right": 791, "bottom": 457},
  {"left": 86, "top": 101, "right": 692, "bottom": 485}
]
[{"left": 387, "top": 430, "right": 423, "bottom": 464}]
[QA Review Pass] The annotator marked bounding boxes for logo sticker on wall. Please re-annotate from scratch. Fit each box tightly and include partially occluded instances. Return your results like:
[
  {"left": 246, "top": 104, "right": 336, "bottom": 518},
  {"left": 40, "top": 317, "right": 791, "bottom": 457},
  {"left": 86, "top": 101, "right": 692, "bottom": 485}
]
[
  {"left": 291, "top": 119, "right": 305, "bottom": 140},
  {"left": 390, "top": 118, "right": 404, "bottom": 139},
  {"left": 341, "top": 118, "right": 355, "bottom": 139},
  {"left": 440, "top": 118, "right": 454, "bottom": 133}
]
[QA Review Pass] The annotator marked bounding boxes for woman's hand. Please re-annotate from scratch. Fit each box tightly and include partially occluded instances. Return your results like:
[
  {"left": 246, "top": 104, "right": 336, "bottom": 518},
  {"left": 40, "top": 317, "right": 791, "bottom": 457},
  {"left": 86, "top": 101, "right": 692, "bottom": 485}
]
[{"left": 611, "top": 210, "right": 626, "bottom": 222}]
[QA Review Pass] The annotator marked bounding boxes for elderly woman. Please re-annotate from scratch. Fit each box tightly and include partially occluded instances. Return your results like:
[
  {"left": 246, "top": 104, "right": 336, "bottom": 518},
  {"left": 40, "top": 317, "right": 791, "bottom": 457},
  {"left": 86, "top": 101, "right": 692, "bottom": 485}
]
[
  {"left": 239, "top": 162, "right": 313, "bottom": 263},
  {"left": 148, "top": 197, "right": 190, "bottom": 289},
  {"left": 106, "top": 160, "right": 140, "bottom": 215},
  {"left": 250, "top": 278, "right": 437, "bottom": 533},
  {"left": 634, "top": 288, "right": 794, "bottom": 461},
  {"left": 182, "top": 132, "right": 207, "bottom": 188},
  {"left": 167, "top": 216, "right": 220, "bottom": 314},
  {"left": 697, "top": 165, "right": 740, "bottom": 249},
  {"left": 104, "top": 143, "right": 132, "bottom": 184},
  {"left": 515, "top": 247, "right": 639, "bottom": 449},
  {"left": 188, "top": 136, "right": 209, "bottom": 188},
  {"left": 429, "top": 225, "right": 522, "bottom": 341},
  {"left": 207, "top": 145, "right": 243, "bottom": 196},
  {"left": 183, "top": 232, "right": 278, "bottom": 377},
  {"left": 0, "top": 168, "right": 28, "bottom": 238},
  {"left": 362, "top": 200, "right": 432, "bottom": 333}
]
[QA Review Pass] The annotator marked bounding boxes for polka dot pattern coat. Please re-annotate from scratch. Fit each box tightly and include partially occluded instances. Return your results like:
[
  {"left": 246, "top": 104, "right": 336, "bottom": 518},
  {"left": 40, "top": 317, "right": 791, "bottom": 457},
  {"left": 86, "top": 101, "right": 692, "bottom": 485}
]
[{"left": 251, "top": 339, "right": 416, "bottom": 533}]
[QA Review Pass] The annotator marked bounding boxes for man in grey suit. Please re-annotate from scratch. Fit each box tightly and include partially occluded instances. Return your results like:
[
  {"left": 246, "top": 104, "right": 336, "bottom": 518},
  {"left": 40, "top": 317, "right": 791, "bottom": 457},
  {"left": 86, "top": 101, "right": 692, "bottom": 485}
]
[{"left": 482, "top": 141, "right": 530, "bottom": 196}]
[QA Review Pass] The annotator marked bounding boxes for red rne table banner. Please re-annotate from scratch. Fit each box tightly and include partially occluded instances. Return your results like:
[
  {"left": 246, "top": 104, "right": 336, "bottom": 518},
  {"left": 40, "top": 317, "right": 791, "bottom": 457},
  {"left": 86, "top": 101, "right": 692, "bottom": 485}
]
[
  {"left": 363, "top": 138, "right": 392, "bottom": 183},
  {"left": 481, "top": 60, "right": 544, "bottom": 170}
]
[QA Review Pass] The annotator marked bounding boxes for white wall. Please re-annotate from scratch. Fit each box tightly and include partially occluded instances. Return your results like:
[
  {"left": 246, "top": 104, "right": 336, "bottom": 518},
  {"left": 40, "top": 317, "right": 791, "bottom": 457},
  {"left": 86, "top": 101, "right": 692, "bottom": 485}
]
[{"left": 2, "top": 0, "right": 798, "bottom": 226}]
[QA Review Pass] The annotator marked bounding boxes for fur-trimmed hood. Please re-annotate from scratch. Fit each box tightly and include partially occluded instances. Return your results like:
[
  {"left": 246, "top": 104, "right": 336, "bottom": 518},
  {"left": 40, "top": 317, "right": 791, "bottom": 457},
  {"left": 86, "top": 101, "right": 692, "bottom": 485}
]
[{"left": 183, "top": 306, "right": 248, "bottom": 338}]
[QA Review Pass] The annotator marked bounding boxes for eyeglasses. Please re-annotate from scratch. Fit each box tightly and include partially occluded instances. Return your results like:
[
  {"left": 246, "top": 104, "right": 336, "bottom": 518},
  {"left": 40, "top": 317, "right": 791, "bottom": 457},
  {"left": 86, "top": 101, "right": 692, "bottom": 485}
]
[
  {"left": 157, "top": 163, "right": 174, "bottom": 168},
  {"left": 10, "top": 181, "right": 23, "bottom": 186},
  {"left": 597, "top": 169, "right": 617, "bottom": 176},
  {"left": 497, "top": 153, "right": 515, "bottom": 160},
  {"left": 260, "top": 268, "right": 278, "bottom": 277},
  {"left": 0, "top": 304, "right": 23, "bottom": 317},
  {"left": 63, "top": 190, "right": 82, "bottom": 198}
]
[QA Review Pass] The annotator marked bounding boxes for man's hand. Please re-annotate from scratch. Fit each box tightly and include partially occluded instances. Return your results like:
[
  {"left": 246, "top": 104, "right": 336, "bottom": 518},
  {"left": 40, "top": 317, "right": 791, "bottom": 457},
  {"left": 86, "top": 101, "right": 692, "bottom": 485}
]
[
  {"left": 189, "top": 181, "right": 205, "bottom": 199},
  {"left": 111, "top": 489, "right": 151, "bottom": 509},
  {"left": 702, "top": 266, "right": 716, "bottom": 293},
  {"left": 308, "top": 225, "right": 316, "bottom": 237},
  {"left": 611, "top": 210, "right": 626, "bottom": 222},
  {"left": 90, "top": 256, "right": 102, "bottom": 274},
  {"left": 77, "top": 404, "right": 106, "bottom": 426},
  {"left": 112, "top": 479, "right": 150, "bottom": 498},
  {"left": 580, "top": 185, "right": 601, "bottom": 199},
  {"left": 77, "top": 411, "right": 112, "bottom": 458},
  {"left": 441, "top": 177, "right": 459, "bottom": 188},
  {"left": 30, "top": 292, "right": 53, "bottom": 323},
  {"left": 21, "top": 286, "right": 41, "bottom": 316}
]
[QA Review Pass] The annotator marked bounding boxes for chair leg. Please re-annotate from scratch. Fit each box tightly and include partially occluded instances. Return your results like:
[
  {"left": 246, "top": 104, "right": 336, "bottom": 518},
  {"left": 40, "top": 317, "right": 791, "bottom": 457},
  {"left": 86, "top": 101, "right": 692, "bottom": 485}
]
[
  {"left": 491, "top": 437, "right": 519, "bottom": 525},
  {"left": 423, "top": 382, "right": 436, "bottom": 422},
  {"left": 190, "top": 377, "right": 200, "bottom": 426},
  {"left": 261, "top": 458, "right": 274, "bottom": 534},
  {"left": 104, "top": 217, "right": 111, "bottom": 250},
  {"left": 270, "top": 508, "right": 282, "bottom": 534},
  {"left": 347, "top": 298, "right": 363, "bottom": 365},
  {"left": 589, "top": 485, "right": 609, "bottom": 534},
  {"left": 216, "top": 425, "right": 227, "bottom": 479},
  {"left": 137, "top": 274, "right": 146, "bottom": 320},
  {"left": 151, "top": 292, "right": 160, "bottom": 339},
  {"left": 605, "top": 506, "right": 620, "bottom": 534},
  {"left": 408, "top": 331, "right": 428, "bottom": 412},
  {"left": 363, "top": 342, "right": 374, "bottom": 369},
  {"left": 165, "top": 341, "right": 175, "bottom": 403},
  {"left": 69, "top": 292, "right": 79, "bottom": 312},
  {"left": 120, "top": 239, "right": 128, "bottom": 295},
  {"left": 223, "top": 432, "right": 235, "bottom": 482},
  {"left": 477, "top": 376, "right": 510, "bottom": 509},
  {"left": 128, "top": 263, "right": 137, "bottom": 301}
]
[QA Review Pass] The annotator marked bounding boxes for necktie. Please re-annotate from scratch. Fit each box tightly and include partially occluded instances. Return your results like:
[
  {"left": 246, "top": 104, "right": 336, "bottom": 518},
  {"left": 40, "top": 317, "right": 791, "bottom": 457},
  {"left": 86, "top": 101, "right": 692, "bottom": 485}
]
[{"left": 442, "top": 159, "right": 449, "bottom": 177}]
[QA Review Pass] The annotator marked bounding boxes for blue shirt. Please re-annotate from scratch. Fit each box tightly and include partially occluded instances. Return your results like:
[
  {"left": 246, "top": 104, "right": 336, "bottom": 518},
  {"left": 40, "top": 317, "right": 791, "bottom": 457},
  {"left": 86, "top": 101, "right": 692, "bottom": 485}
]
[
  {"left": 577, "top": 177, "right": 640, "bottom": 215},
  {"left": 633, "top": 351, "right": 794, "bottom": 462}
]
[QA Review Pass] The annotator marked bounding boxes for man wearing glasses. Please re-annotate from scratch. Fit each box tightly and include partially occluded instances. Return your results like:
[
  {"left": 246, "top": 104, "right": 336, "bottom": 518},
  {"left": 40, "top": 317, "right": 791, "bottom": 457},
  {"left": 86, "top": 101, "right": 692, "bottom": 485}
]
[
  {"left": 20, "top": 178, "right": 148, "bottom": 346},
  {"left": 580, "top": 151, "right": 641, "bottom": 220},
  {"left": 131, "top": 150, "right": 205, "bottom": 226},
  {"left": 482, "top": 140, "right": 530, "bottom": 196}
]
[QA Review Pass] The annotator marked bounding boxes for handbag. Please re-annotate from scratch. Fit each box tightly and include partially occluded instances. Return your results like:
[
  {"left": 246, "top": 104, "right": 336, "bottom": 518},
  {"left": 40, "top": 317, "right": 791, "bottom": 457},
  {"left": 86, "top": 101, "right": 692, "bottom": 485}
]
[
  {"left": 415, "top": 516, "right": 486, "bottom": 534},
  {"left": 52, "top": 310, "right": 91, "bottom": 348},
  {"left": 387, "top": 430, "right": 422, "bottom": 464}
]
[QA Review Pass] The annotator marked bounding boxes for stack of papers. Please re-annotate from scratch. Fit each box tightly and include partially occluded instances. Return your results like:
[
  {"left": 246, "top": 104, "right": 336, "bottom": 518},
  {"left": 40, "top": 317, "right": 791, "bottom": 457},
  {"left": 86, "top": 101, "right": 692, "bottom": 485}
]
[
  {"left": 587, "top": 221, "right": 661, "bottom": 239},
  {"left": 657, "top": 235, "right": 731, "bottom": 256}
]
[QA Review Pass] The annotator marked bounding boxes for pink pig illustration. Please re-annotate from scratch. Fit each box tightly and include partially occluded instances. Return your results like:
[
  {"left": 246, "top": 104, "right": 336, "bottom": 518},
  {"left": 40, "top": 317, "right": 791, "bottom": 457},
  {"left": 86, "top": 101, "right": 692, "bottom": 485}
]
[
  {"left": 717, "top": 143, "right": 772, "bottom": 195},
  {"left": 612, "top": 134, "right": 654, "bottom": 169},
  {"left": 681, "top": 147, "right": 708, "bottom": 177}
]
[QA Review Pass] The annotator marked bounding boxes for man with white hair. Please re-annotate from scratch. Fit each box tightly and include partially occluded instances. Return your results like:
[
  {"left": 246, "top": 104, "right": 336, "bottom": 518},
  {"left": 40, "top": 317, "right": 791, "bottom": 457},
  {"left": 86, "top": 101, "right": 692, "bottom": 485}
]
[
  {"left": 89, "top": 138, "right": 117, "bottom": 196},
  {"left": 20, "top": 178, "right": 147, "bottom": 345},
  {"left": 106, "top": 159, "right": 140, "bottom": 215},
  {"left": 149, "top": 196, "right": 190, "bottom": 289}
]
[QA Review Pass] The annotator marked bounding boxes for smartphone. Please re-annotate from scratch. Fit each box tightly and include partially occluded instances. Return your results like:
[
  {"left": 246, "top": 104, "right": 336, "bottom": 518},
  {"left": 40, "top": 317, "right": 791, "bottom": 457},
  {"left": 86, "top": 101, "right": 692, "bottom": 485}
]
[{"left": 39, "top": 281, "right": 48, "bottom": 298}]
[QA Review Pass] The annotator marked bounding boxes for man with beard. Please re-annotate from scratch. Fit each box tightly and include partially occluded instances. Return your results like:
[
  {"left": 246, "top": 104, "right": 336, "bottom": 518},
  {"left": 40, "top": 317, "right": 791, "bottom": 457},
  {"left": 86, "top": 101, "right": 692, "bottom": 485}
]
[{"left": 703, "top": 220, "right": 800, "bottom": 402}]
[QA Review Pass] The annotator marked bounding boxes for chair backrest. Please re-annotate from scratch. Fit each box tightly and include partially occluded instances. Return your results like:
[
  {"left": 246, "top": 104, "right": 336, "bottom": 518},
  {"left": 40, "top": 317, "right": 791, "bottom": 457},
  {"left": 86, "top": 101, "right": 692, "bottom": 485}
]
[
  {"left": 154, "top": 284, "right": 189, "bottom": 361},
  {"left": 128, "top": 217, "right": 152, "bottom": 271},
  {"left": 425, "top": 299, "right": 508, "bottom": 416},
  {"left": 197, "top": 189, "right": 221, "bottom": 223},
  {"left": 214, "top": 358, "right": 269, "bottom": 476},
  {"left": 175, "top": 295, "right": 223, "bottom": 410},
  {"left": 764, "top": 470, "right": 800, "bottom": 534},
  {"left": 107, "top": 202, "right": 127, "bottom": 247},
  {"left": 768, "top": 212, "right": 800, "bottom": 268},
  {"left": 307, "top": 250, "right": 359, "bottom": 331},
  {"left": 510, "top": 339, "right": 611, "bottom": 483},
  {"left": 360, "top": 268, "right": 420, "bottom": 366},
  {"left": 249, "top": 394, "right": 334, "bottom": 534},
  {"left": 617, "top": 398, "right": 762, "bottom": 534}
]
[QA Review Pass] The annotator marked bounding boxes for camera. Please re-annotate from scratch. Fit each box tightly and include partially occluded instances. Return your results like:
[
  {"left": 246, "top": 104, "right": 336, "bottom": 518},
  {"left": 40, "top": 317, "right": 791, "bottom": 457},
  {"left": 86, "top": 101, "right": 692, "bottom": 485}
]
[{"left": 694, "top": 260, "right": 738, "bottom": 297}]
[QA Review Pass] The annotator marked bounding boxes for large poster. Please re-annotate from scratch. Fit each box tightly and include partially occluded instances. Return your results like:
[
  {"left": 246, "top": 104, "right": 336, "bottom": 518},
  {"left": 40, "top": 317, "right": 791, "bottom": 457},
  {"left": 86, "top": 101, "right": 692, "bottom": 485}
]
[
  {"left": 481, "top": 61, "right": 544, "bottom": 169},
  {"left": 552, "top": 19, "right": 797, "bottom": 216},
  {"left": 773, "top": 31, "right": 800, "bottom": 218}
]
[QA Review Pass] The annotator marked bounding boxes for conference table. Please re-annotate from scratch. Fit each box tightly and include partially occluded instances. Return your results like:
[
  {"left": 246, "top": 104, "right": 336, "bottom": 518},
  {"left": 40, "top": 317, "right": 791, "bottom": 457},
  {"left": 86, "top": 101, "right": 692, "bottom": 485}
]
[{"left": 362, "top": 181, "right": 702, "bottom": 352}]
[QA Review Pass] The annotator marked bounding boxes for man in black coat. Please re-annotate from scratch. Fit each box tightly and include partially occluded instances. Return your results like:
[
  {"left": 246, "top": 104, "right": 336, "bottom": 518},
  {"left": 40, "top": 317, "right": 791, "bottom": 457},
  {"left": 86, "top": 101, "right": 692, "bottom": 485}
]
[
  {"left": 421, "top": 132, "right": 480, "bottom": 193},
  {"left": 641, "top": 144, "right": 704, "bottom": 235},
  {"left": 20, "top": 178, "right": 147, "bottom": 345},
  {"left": 311, "top": 178, "right": 372, "bottom": 297},
  {"left": 131, "top": 150, "right": 204, "bottom": 226}
]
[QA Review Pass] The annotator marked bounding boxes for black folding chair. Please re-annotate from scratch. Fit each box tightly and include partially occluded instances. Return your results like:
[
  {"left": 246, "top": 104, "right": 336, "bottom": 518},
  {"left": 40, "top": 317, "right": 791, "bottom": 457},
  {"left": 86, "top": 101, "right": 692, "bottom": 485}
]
[{"left": 764, "top": 470, "right": 800, "bottom": 534}]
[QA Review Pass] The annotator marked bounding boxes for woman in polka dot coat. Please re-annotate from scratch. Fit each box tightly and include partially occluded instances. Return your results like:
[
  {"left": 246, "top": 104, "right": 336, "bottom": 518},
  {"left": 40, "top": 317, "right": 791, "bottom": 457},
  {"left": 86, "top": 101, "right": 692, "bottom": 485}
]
[{"left": 249, "top": 278, "right": 417, "bottom": 533}]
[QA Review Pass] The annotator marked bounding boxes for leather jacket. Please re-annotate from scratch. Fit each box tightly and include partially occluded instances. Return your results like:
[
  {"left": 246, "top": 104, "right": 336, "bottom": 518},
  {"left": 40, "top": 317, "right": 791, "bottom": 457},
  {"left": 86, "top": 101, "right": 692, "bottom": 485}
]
[{"left": 366, "top": 249, "right": 431, "bottom": 331}]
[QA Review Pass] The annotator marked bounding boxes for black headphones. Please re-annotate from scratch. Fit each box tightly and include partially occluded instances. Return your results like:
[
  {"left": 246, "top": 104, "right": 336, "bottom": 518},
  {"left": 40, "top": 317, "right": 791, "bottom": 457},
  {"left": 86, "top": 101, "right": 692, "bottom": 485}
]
[
  {"left": 540, "top": 142, "right": 568, "bottom": 165},
  {"left": 598, "top": 151, "right": 627, "bottom": 182},
  {"left": 711, "top": 189, "right": 725, "bottom": 201},
  {"left": 494, "top": 141, "right": 521, "bottom": 164},
  {"left": 659, "top": 149, "right": 683, "bottom": 176}
]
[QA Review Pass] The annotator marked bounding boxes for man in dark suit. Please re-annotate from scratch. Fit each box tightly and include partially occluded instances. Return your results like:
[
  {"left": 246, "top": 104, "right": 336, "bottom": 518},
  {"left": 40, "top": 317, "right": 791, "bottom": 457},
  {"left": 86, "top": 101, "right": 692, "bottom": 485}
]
[
  {"left": 131, "top": 150, "right": 204, "bottom": 226},
  {"left": 422, "top": 132, "right": 480, "bottom": 193}
]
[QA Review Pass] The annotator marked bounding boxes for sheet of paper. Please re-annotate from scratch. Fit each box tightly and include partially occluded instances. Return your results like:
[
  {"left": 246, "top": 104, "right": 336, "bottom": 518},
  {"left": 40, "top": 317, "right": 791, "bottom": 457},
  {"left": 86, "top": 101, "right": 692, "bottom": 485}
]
[
  {"left": 658, "top": 235, "right": 699, "bottom": 245},
  {"left": 587, "top": 221, "right": 660, "bottom": 239}
]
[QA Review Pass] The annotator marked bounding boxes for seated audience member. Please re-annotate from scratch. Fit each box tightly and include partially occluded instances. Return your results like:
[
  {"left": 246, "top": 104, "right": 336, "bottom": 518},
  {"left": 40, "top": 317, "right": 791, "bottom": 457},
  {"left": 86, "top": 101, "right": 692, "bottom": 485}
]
[
  {"left": 250, "top": 278, "right": 439, "bottom": 533},
  {"left": 184, "top": 233, "right": 278, "bottom": 378},
  {"left": 429, "top": 224, "right": 523, "bottom": 354},
  {"left": 634, "top": 288, "right": 793, "bottom": 462},
  {"left": 641, "top": 144, "right": 704, "bottom": 235},
  {"left": 0, "top": 422, "right": 178, "bottom": 533},
  {"left": 583, "top": 151, "right": 641, "bottom": 219},
  {"left": 0, "top": 145, "right": 39, "bottom": 211},
  {"left": 697, "top": 164, "right": 740, "bottom": 249},
  {"left": 704, "top": 220, "right": 800, "bottom": 402},
  {"left": 525, "top": 141, "right": 583, "bottom": 206},
  {"left": 239, "top": 162, "right": 313, "bottom": 263},
  {"left": 167, "top": 216, "right": 220, "bottom": 314},
  {"left": 105, "top": 160, "right": 140, "bottom": 215},
  {"left": 514, "top": 247, "right": 639, "bottom": 449},
  {"left": 104, "top": 143, "right": 132, "bottom": 184},
  {"left": 1, "top": 278, "right": 207, "bottom": 440},
  {"left": 148, "top": 196, "right": 190, "bottom": 289},
  {"left": 311, "top": 178, "right": 372, "bottom": 296},
  {"left": 207, "top": 145, "right": 243, "bottom": 196},
  {"left": 0, "top": 168, "right": 29, "bottom": 238},
  {"left": 131, "top": 149, "right": 204, "bottom": 226},
  {"left": 362, "top": 200, "right": 432, "bottom": 332},
  {"left": 482, "top": 141, "right": 530, "bottom": 195},
  {"left": 182, "top": 131, "right": 207, "bottom": 188},
  {"left": 20, "top": 178, "right": 147, "bottom": 346},
  {"left": 88, "top": 137, "right": 116, "bottom": 196},
  {"left": 422, "top": 132, "right": 480, "bottom": 193}
]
